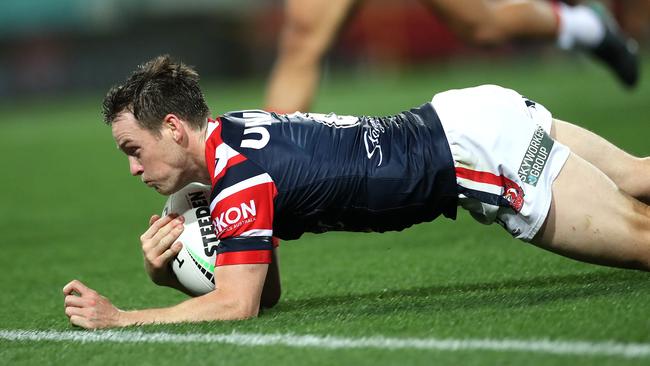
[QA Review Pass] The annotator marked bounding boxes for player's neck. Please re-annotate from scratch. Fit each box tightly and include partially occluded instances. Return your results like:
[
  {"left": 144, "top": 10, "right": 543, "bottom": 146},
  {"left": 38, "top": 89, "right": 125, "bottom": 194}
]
[{"left": 192, "top": 124, "right": 211, "bottom": 185}]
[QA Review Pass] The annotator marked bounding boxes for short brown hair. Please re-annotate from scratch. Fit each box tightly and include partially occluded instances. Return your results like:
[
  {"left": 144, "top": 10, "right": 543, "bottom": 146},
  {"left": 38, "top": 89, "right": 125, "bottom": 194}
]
[{"left": 102, "top": 55, "right": 210, "bottom": 132}]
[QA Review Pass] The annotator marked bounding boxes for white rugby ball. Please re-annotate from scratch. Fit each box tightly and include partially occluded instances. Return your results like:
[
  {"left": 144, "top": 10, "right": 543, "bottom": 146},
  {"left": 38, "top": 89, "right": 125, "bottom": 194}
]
[{"left": 162, "top": 182, "right": 218, "bottom": 296}]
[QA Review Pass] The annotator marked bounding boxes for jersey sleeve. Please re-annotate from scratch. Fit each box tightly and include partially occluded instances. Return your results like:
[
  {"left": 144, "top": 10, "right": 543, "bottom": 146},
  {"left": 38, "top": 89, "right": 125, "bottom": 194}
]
[
  {"left": 208, "top": 146, "right": 278, "bottom": 266},
  {"left": 205, "top": 116, "right": 281, "bottom": 266}
]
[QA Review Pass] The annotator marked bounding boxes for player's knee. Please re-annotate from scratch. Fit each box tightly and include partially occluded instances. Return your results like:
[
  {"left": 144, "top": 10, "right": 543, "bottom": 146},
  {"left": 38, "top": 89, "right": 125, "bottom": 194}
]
[
  {"left": 624, "top": 204, "right": 650, "bottom": 271},
  {"left": 451, "top": 13, "right": 507, "bottom": 45},
  {"left": 464, "top": 24, "right": 506, "bottom": 45},
  {"left": 620, "top": 157, "right": 650, "bottom": 204},
  {"left": 278, "top": 19, "right": 329, "bottom": 62}
]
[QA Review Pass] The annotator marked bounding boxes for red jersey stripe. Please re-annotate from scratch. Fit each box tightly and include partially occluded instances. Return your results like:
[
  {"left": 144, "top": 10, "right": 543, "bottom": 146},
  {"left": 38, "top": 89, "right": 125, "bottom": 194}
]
[
  {"left": 205, "top": 119, "right": 224, "bottom": 179},
  {"left": 216, "top": 250, "right": 272, "bottom": 266},
  {"left": 455, "top": 167, "right": 519, "bottom": 189}
]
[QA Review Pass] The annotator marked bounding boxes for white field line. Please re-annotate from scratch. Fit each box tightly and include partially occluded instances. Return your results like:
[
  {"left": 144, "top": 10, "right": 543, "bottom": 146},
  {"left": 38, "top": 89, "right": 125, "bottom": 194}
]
[{"left": 1, "top": 329, "right": 650, "bottom": 358}]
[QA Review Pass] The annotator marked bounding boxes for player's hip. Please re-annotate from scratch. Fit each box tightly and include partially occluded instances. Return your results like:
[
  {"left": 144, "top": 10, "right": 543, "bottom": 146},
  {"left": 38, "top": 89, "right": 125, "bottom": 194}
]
[{"left": 431, "top": 84, "right": 571, "bottom": 241}]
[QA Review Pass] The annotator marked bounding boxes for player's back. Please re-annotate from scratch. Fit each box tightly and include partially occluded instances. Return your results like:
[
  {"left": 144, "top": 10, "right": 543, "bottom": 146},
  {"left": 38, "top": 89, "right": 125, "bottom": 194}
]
[{"left": 212, "top": 103, "right": 457, "bottom": 240}]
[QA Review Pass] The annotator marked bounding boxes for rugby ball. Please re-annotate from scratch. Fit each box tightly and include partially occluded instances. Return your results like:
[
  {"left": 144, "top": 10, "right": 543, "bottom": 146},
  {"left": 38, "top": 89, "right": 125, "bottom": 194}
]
[{"left": 162, "top": 182, "right": 218, "bottom": 296}]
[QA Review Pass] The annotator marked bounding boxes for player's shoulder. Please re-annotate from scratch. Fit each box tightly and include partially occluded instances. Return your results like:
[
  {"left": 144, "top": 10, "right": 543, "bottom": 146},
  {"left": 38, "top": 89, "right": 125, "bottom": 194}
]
[{"left": 221, "top": 109, "right": 276, "bottom": 126}]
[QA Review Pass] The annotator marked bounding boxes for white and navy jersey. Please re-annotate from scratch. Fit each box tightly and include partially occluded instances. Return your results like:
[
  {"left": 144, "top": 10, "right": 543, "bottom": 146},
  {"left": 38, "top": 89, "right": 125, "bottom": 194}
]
[{"left": 205, "top": 103, "right": 458, "bottom": 266}]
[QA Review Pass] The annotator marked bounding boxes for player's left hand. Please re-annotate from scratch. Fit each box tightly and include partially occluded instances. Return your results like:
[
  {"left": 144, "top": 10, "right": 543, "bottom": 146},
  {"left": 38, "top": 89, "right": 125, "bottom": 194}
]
[{"left": 63, "top": 280, "right": 123, "bottom": 329}]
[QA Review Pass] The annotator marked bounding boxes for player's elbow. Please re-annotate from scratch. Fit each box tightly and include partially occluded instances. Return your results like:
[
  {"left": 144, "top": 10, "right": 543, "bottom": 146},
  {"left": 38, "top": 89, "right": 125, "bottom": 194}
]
[
  {"left": 197, "top": 291, "right": 260, "bottom": 321},
  {"left": 220, "top": 296, "right": 261, "bottom": 320},
  {"left": 231, "top": 301, "right": 260, "bottom": 320}
]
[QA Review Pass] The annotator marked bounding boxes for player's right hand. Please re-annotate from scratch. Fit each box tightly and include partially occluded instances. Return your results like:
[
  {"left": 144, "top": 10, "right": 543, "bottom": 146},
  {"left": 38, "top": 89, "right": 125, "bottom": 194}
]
[
  {"left": 139, "top": 214, "right": 184, "bottom": 287},
  {"left": 63, "top": 280, "right": 123, "bottom": 329}
]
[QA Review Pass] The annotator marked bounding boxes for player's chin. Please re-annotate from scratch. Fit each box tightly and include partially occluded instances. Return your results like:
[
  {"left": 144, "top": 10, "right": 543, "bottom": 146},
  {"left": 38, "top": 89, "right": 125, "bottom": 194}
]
[
  {"left": 148, "top": 181, "right": 173, "bottom": 196},
  {"left": 157, "top": 180, "right": 188, "bottom": 196},
  {"left": 157, "top": 186, "right": 177, "bottom": 196}
]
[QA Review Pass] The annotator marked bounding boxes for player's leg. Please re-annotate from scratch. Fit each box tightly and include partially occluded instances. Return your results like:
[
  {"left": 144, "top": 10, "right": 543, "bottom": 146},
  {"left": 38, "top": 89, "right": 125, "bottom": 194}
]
[
  {"left": 423, "top": 0, "right": 638, "bottom": 87},
  {"left": 550, "top": 119, "right": 650, "bottom": 203},
  {"left": 432, "top": 84, "right": 649, "bottom": 270},
  {"left": 616, "top": 0, "right": 650, "bottom": 38},
  {"left": 557, "top": 1, "right": 639, "bottom": 88},
  {"left": 422, "top": 0, "right": 558, "bottom": 45},
  {"left": 264, "top": 0, "right": 359, "bottom": 113},
  {"left": 532, "top": 152, "right": 650, "bottom": 271}
]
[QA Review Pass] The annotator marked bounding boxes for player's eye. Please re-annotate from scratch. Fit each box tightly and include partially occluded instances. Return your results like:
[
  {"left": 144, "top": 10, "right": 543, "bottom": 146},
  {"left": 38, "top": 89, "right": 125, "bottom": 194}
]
[{"left": 126, "top": 146, "right": 140, "bottom": 157}]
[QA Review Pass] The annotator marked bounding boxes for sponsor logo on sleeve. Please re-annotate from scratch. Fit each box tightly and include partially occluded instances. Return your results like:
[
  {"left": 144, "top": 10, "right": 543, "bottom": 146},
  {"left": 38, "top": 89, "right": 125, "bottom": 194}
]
[
  {"left": 517, "top": 126, "right": 554, "bottom": 187},
  {"left": 214, "top": 199, "right": 258, "bottom": 235}
]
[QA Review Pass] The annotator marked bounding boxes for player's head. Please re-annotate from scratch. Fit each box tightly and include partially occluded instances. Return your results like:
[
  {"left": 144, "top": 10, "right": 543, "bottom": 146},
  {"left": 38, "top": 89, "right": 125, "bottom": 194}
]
[
  {"left": 102, "top": 54, "right": 210, "bottom": 134},
  {"left": 103, "top": 55, "right": 210, "bottom": 195}
]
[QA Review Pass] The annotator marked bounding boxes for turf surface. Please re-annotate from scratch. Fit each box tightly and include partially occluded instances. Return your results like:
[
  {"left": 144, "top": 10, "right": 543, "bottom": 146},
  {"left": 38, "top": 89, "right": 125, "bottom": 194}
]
[{"left": 1, "top": 53, "right": 650, "bottom": 365}]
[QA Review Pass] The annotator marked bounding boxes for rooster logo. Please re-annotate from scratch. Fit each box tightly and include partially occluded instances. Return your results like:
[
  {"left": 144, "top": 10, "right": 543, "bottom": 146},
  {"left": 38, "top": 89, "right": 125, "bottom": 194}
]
[{"left": 503, "top": 184, "right": 524, "bottom": 213}]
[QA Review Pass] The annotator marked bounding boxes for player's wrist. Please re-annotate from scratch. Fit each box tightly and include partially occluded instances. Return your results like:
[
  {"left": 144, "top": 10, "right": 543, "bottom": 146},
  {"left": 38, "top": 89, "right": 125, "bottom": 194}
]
[
  {"left": 114, "top": 309, "right": 132, "bottom": 327},
  {"left": 116, "top": 309, "right": 153, "bottom": 327}
]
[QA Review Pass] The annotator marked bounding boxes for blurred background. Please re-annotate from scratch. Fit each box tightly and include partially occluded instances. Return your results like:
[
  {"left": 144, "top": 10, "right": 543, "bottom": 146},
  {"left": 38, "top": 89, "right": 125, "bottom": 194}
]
[{"left": 0, "top": 0, "right": 647, "bottom": 100}]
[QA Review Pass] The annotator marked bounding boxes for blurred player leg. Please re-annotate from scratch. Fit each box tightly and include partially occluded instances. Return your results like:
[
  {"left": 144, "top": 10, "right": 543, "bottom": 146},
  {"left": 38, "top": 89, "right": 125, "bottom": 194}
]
[
  {"left": 550, "top": 119, "right": 650, "bottom": 203},
  {"left": 616, "top": 0, "right": 650, "bottom": 39},
  {"left": 424, "top": 0, "right": 558, "bottom": 44},
  {"left": 533, "top": 152, "right": 650, "bottom": 271},
  {"left": 265, "top": 0, "right": 359, "bottom": 113},
  {"left": 424, "top": 0, "right": 639, "bottom": 87},
  {"left": 561, "top": 1, "right": 639, "bottom": 88}
]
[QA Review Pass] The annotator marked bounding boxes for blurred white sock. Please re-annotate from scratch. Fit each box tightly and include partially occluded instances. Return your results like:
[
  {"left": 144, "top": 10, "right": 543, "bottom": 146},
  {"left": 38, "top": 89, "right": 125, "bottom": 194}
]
[{"left": 556, "top": 3, "right": 606, "bottom": 50}]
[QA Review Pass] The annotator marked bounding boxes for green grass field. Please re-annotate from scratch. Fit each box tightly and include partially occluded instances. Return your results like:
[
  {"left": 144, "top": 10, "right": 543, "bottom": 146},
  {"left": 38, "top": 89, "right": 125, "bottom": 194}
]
[{"left": 1, "top": 54, "right": 650, "bottom": 365}]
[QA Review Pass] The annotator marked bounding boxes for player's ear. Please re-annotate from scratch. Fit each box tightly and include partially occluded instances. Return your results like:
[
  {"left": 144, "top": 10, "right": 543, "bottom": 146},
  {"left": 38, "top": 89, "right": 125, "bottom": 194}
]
[{"left": 162, "top": 114, "right": 185, "bottom": 143}]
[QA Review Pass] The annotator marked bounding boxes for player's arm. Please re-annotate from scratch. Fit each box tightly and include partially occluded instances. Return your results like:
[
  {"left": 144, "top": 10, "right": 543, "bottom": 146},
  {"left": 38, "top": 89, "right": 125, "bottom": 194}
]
[
  {"left": 62, "top": 262, "right": 268, "bottom": 329},
  {"left": 139, "top": 212, "right": 282, "bottom": 301}
]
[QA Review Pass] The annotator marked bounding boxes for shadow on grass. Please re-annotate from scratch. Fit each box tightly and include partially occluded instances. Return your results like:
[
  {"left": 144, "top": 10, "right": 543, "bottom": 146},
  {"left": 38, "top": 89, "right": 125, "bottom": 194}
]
[{"left": 275, "top": 270, "right": 648, "bottom": 316}]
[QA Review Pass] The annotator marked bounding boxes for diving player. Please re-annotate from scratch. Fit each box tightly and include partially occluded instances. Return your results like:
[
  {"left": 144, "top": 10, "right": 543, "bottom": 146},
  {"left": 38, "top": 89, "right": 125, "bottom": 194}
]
[{"left": 63, "top": 55, "right": 650, "bottom": 329}]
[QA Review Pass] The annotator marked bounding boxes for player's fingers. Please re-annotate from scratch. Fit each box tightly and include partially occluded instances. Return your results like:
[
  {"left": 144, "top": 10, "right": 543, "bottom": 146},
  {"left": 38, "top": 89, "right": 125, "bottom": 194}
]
[
  {"left": 147, "top": 215, "right": 183, "bottom": 246},
  {"left": 157, "top": 242, "right": 184, "bottom": 266},
  {"left": 150, "top": 220, "right": 184, "bottom": 254},
  {"left": 141, "top": 214, "right": 179, "bottom": 240},
  {"left": 64, "top": 294, "right": 91, "bottom": 308},
  {"left": 153, "top": 229, "right": 184, "bottom": 257},
  {"left": 172, "top": 241, "right": 183, "bottom": 253},
  {"left": 62, "top": 280, "right": 93, "bottom": 297},
  {"left": 65, "top": 305, "right": 87, "bottom": 318},
  {"left": 149, "top": 214, "right": 160, "bottom": 226},
  {"left": 69, "top": 315, "right": 92, "bottom": 329},
  {"left": 143, "top": 214, "right": 174, "bottom": 239}
]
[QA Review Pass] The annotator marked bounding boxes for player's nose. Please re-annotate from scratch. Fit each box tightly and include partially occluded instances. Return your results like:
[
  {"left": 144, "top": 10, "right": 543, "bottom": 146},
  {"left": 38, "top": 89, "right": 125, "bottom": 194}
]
[{"left": 128, "top": 156, "right": 144, "bottom": 176}]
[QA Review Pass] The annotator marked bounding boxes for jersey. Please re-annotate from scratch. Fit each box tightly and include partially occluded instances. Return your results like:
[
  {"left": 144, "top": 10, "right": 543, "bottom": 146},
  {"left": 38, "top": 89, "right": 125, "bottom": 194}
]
[{"left": 205, "top": 102, "right": 458, "bottom": 266}]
